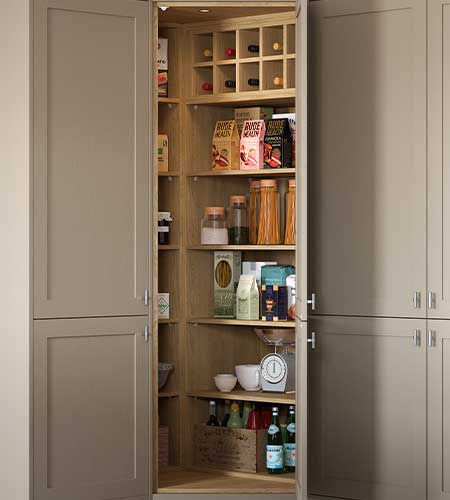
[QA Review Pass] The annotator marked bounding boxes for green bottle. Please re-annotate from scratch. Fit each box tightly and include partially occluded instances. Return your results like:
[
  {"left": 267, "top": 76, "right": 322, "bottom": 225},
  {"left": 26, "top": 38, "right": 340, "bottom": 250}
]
[
  {"left": 242, "top": 402, "right": 252, "bottom": 428},
  {"left": 227, "top": 401, "right": 243, "bottom": 429},
  {"left": 267, "top": 406, "right": 284, "bottom": 474},
  {"left": 221, "top": 400, "right": 231, "bottom": 427},
  {"left": 284, "top": 405, "right": 296, "bottom": 472}
]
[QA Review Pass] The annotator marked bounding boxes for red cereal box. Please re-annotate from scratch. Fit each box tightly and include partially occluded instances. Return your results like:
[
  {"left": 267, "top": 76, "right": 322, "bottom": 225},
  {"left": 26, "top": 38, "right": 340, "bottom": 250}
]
[{"left": 240, "top": 120, "right": 266, "bottom": 170}]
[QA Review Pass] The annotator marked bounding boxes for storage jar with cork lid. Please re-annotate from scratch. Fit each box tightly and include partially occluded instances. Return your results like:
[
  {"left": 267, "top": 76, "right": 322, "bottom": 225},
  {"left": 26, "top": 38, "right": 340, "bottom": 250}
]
[
  {"left": 201, "top": 206, "right": 228, "bottom": 245},
  {"left": 257, "top": 179, "right": 281, "bottom": 245}
]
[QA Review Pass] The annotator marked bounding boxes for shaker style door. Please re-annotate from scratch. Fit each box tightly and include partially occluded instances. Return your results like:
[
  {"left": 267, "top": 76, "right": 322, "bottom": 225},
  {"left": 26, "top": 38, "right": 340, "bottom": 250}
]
[
  {"left": 308, "top": 316, "right": 426, "bottom": 500},
  {"left": 309, "top": 0, "right": 427, "bottom": 318},
  {"left": 33, "top": 0, "right": 149, "bottom": 319},
  {"left": 33, "top": 317, "right": 149, "bottom": 500}
]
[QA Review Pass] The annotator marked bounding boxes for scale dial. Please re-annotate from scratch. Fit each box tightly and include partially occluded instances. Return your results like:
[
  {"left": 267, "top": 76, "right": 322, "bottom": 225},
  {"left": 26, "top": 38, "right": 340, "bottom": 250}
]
[{"left": 260, "top": 353, "right": 287, "bottom": 384}]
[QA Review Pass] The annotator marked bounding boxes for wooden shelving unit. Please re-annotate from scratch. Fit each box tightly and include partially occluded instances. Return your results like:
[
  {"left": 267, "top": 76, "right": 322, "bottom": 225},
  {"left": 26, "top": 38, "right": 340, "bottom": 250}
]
[
  {"left": 159, "top": 97, "right": 181, "bottom": 104},
  {"left": 188, "top": 317, "right": 296, "bottom": 328},
  {"left": 187, "top": 390, "right": 295, "bottom": 405},
  {"left": 187, "top": 168, "right": 295, "bottom": 178},
  {"left": 158, "top": 391, "right": 180, "bottom": 399},
  {"left": 188, "top": 244, "right": 295, "bottom": 251},
  {"left": 159, "top": 244, "right": 180, "bottom": 250}
]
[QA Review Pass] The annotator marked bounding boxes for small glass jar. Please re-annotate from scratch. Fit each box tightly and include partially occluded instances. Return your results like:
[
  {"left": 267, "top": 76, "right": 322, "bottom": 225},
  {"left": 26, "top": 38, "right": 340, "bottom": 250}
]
[
  {"left": 228, "top": 195, "right": 249, "bottom": 245},
  {"left": 248, "top": 181, "right": 260, "bottom": 244},
  {"left": 284, "top": 179, "right": 296, "bottom": 245},
  {"left": 158, "top": 211, "right": 172, "bottom": 245},
  {"left": 201, "top": 206, "right": 228, "bottom": 244},
  {"left": 257, "top": 179, "right": 280, "bottom": 245}
]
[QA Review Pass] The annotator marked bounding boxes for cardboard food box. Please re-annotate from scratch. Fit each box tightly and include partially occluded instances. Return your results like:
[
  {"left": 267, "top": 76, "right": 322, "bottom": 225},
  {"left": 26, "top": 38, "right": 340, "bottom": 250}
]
[
  {"left": 212, "top": 120, "right": 240, "bottom": 170},
  {"left": 158, "top": 425, "right": 169, "bottom": 467},
  {"left": 234, "top": 107, "right": 273, "bottom": 136},
  {"left": 158, "top": 293, "right": 170, "bottom": 319},
  {"left": 272, "top": 112, "right": 296, "bottom": 167},
  {"left": 194, "top": 424, "right": 266, "bottom": 473},
  {"left": 261, "top": 284, "right": 288, "bottom": 321},
  {"left": 158, "top": 134, "right": 169, "bottom": 172},
  {"left": 236, "top": 274, "right": 259, "bottom": 320},
  {"left": 242, "top": 261, "right": 277, "bottom": 286},
  {"left": 240, "top": 120, "right": 266, "bottom": 170},
  {"left": 264, "top": 118, "right": 293, "bottom": 169},
  {"left": 214, "top": 251, "right": 242, "bottom": 318},
  {"left": 157, "top": 38, "right": 168, "bottom": 98}
]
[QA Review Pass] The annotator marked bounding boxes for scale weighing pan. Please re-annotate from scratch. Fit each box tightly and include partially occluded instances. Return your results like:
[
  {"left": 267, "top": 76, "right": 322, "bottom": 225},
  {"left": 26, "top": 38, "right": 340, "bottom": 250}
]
[{"left": 254, "top": 327, "right": 295, "bottom": 347}]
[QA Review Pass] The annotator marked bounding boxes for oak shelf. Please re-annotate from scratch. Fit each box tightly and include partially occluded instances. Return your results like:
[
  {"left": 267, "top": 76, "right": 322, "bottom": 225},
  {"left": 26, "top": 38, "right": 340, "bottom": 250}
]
[
  {"left": 158, "top": 318, "right": 179, "bottom": 325},
  {"left": 158, "top": 97, "right": 180, "bottom": 104},
  {"left": 186, "top": 89, "right": 295, "bottom": 107},
  {"left": 158, "top": 244, "right": 180, "bottom": 250},
  {"left": 158, "top": 392, "right": 179, "bottom": 399},
  {"left": 158, "top": 171, "right": 180, "bottom": 177},
  {"left": 188, "top": 168, "right": 296, "bottom": 178},
  {"left": 188, "top": 244, "right": 295, "bottom": 251},
  {"left": 187, "top": 390, "right": 296, "bottom": 405},
  {"left": 188, "top": 317, "right": 296, "bottom": 328}
]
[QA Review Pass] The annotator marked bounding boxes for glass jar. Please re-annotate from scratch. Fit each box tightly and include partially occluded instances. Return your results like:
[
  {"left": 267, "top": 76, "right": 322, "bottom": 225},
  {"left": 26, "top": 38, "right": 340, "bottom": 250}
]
[
  {"left": 248, "top": 180, "right": 260, "bottom": 244},
  {"left": 284, "top": 179, "right": 296, "bottom": 244},
  {"left": 201, "top": 206, "right": 228, "bottom": 244},
  {"left": 228, "top": 195, "right": 249, "bottom": 245},
  {"left": 158, "top": 211, "right": 172, "bottom": 245},
  {"left": 257, "top": 179, "right": 280, "bottom": 245}
]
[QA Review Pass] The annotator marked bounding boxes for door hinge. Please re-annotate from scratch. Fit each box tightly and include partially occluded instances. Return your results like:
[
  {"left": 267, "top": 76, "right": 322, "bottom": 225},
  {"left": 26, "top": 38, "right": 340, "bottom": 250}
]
[
  {"left": 144, "top": 324, "right": 149, "bottom": 343},
  {"left": 144, "top": 288, "right": 149, "bottom": 306},
  {"left": 413, "top": 291, "right": 421, "bottom": 309},
  {"left": 427, "top": 291, "right": 436, "bottom": 310},
  {"left": 307, "top": 332, "right": 317, "bottom": 350},
  {"left": 413, "top": 329, "right": 421, "bottom": 347},
  {"left": 307, "top": 293, "right": 316, "bottom": 311},
  {"left": 427, "top": 330, "right": 436, "bottom": 348}
]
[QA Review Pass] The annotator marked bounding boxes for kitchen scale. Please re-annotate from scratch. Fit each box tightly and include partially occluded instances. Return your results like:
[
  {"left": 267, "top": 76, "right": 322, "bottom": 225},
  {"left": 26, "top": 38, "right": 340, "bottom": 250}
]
[{"left": 255, "top": 328, "right": 296, "bottom": 393}]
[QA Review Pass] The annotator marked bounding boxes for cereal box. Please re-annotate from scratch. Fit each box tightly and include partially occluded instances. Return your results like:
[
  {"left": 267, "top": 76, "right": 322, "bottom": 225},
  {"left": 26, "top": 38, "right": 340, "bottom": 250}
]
[
  {"left": 214, "top": 251, "right": 242, "bottom": 318},
  {"left": 264, "top": 118, "right": 293, "bottom": 169},
  {"left": 272, "top": 112, "right": 296, "bottom": 167},
  {"left": 212, "top": 120, "right": 240, "bottom": 170},
  {"left": 157, "top": 38, "right": 168, "bottom": 98},
  {"left": 158, "top": 134, "right": 169, "bottom": 172},
  {"left": 240, "top": 120, "right": 266, "bottom": 170}
]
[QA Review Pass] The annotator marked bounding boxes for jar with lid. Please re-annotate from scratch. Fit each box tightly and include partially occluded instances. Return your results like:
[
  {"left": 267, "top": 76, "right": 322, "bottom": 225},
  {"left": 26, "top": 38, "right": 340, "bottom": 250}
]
[
  {"left": 284, "top": 179, "right": 296, "bottom": 244},
  {"left": 201, "top": 206, "right": 228, "bottom": 244},
  {"left": 257, "top": 179, "right": 281, "bottom": 245},
  {"left": 158, "top": 211, "right": 172, "bottom": 245},
  {"left": 228, "top": 195, "right": 249, "bottom": 245},
  {"left": 248, "top": 181, "right": 260, "bottom": 244}
]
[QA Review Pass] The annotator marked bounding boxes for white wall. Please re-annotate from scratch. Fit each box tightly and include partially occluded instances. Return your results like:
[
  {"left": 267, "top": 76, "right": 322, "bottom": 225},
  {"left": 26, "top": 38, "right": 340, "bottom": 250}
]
[{"left": 0, "top": 1, "right": 31, "bottom": 499}]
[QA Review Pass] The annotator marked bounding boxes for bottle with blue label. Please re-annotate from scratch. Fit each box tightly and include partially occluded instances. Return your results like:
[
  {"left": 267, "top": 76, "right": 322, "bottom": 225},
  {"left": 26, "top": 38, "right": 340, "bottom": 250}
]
[
  {"left": 267, "top": 406, "right": 284, "bottom": 474},
  {"left": 284, "top": 405, "right": 296, "bottom": 472}
]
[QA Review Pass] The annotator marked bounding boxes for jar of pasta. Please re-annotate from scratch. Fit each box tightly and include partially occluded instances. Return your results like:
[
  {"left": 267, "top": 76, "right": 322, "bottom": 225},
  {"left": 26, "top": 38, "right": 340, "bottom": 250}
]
[
  {"left": 257, "top": 179, "right": 281, "bottom": 245},
  {"left": 284, "top": 179, "right": 296, "bottom": 244},
  {"left": 249, "top": 180, "right": 260, "bottom": 244}
]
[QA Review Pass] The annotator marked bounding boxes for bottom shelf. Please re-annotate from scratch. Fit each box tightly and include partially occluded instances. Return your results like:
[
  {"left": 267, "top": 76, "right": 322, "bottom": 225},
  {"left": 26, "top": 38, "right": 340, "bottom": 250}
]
[{"left": 158, "top": 467, "right": 296, "bottom": 494}]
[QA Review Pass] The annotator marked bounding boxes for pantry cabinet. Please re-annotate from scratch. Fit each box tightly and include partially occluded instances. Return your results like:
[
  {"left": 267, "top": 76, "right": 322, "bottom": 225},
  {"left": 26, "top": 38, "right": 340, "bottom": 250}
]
[
  {"left": 33, "top": 0, "right": 150, "bottom": 319},
  {"left": 33, "top": 316, "right": 149, "bottom": 500},
  {"left": 308, "top": 316, "right": 427, "bottom": 500}
]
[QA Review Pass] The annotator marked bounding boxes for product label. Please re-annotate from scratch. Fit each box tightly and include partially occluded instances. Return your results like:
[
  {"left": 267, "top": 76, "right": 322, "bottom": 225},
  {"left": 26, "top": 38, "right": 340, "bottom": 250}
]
[
  {"left": 287, "top": 423, "right": 296, "bottom": 433},
  {"left": 267, "top": 445, "right": 283, "bottom": 469},
  {"left": 268, "top": 424, "right": 280, "bottom": 435},
  {"left": 284, "top": 443, "right": 296, "bottom": 467}
]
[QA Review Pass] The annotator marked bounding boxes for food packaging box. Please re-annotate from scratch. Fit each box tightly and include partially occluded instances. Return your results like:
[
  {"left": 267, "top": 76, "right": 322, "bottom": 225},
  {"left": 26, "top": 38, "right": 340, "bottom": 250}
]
[
  {"left": 240, "top": 120, "right": 266, "bottom": 170},
  {"left": 158, "top": 293, "right": 170, "bottom": 319},
  {"left": 194, "top": 424, "right": 266, "bottom": 473},
  {"left": 236, "top": 274, "right": 259, "bottom": 320},
  {"left": 261, "top": 265, "right": 295, "bottom": 286},
  {"left": 272, "top": 112, "right": 296, "bottom": 167},
  {"left": 214, "top": 251, "right": 242, "bottom": 318},
  {"left": 158, "top": 134, "right": 169, "bottom": 172},
  {"left": 157, "top": 38, "right": 168, "bottom": 98},
  {"left": 235, "top": 107, "right": 273, "bottom": 136},
  {"left": 242, "top": 261, "right": 277, "bottom": 286},
  {"left": 261, "top": 284, "right": 288, "bottom": 321},
  {"left": 212, "top": 120, "right": 240, "bottom": 170},
  {"left": 286, "top": 274, "right": 296, "bottom": 320},
  {"left": 264, "top": 118, "right": 293, "bottom": 169},
  {"left": 158, "top": 425, "right": 169, "bottom": 467}
]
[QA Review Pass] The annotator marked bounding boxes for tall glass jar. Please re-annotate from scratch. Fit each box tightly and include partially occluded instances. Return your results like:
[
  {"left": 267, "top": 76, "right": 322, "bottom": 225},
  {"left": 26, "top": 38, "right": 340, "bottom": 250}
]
[
  {"left": 284, "top": 179, "right": 296, "bottom": 244},
  {"left": 228, "top": 195, "right": 249, "bottom": 245},
  {"left": 201, "top": 206, "right": 228, "bottom": 244},
  {"left": 257, "top": 179, "right": 280, "bottom": 245},
  {"left": 248, "top": 180, "right": 260, "bottom": 244}
]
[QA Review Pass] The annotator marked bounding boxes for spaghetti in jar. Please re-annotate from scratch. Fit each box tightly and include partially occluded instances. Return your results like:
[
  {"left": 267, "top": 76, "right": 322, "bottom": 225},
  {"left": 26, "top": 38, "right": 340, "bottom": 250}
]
[
  {"left": 284, "top": 179, "right": 296, "bottom": 245},
  {"left": 257, "top": 179, "right": 281, "bottom": 245},
  {"left": 248, "top": 180, "right": 260, "bottom": 245}
]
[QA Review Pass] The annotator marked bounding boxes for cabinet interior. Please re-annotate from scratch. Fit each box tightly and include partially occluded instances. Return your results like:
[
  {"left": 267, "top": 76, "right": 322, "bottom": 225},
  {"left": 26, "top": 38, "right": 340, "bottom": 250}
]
[{"left": 154, "top": 3, "right": 297, "bottom": 494}]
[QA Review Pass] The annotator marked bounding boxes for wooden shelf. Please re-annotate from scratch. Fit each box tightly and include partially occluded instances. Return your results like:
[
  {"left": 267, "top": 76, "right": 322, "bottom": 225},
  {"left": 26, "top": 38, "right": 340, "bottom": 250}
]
[
  {"left": 158, "top": 467, "right": 296, "bottom": 494},
  {"left": 188, "top": 390, "right": 295, "bottom": 405},
  {"left": 158, "top": 244, "right": 180, "bottom": 251},
  {"left": 158, "top": 318, "right": 179, "bottom": 324},
  {"left": 189, "top": 244, "right": 295, "bottom": 251},
  {"left": 189, "top": 317, "right": 296, "bottom": 328},
  {"left": 158, "top": 391, "right": 179, "bottom": 399},
  {"left": 158, "top": 171, "right": 180, "bottom": 177},
  {"left": 186, "top": 89, "right": 295, "bottom": 107},
  {"left": 158, "top": 97, "right": 180, "bottom": 104},
  {"left": 188, "top": 168, "right": 296, "bottom": 178}
]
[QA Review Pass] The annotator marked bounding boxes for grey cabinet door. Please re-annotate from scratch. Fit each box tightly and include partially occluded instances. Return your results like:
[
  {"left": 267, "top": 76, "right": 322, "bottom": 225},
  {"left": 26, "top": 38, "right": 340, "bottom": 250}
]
[
  {"left": 427, "top": 0, "right": 450, "bottom": 319},
  {"left": 309, "top": 0, "right": 427, "bottom": 318},
  {"left": 33, "top": 317, "right": 149, "bottom": 500},
  {"left": 428, "top": 320, "right": 450, "bottom": 500},
  {"left": 308, "top": 316, "right": 426, "bottom": 500},
  {"left": 33, "top": 0, "right": 149, "bottom": 319}
]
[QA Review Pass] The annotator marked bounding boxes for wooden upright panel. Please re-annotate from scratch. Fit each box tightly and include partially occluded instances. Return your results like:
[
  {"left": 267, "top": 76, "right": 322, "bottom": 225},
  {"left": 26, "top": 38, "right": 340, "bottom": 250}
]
[
  {"left": 33, "top": 0, "right": 149, "bottom": 318},
  {"left": 33, "top": 317, "right": 149, "bottom": 500},
  {"left": 308, "top": 316, "right": 426, "bottom": 500},
  {"left": 309, "top": 0, "right": 427, "bottom": 318}
]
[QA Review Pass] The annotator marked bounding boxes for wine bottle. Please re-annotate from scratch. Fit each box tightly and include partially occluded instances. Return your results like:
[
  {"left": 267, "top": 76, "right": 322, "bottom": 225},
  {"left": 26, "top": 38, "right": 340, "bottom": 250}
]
[
  {"left": 267, "top": 406, "right": 284, "bottom": 474},
  {"left": 203, "top": 48, "right": 213, "bottom": 58},
  {"left": 225, "top": 47, "right": 236, "bottom": 57},
  {"left": 248, "top": 78, "right": 259, "bottom": 87},
  {"left": 201, "top": 82, "right": 213, "bottom": 91},
  {"left": 224, "top": 80, "right": 236, "bottom": 88},
  {"left": 284, "top": 405, "right": 296, "bottom": 472},
  {"left": 248, "top": 44, "right": 260, "bottom": 53},
  {"left": 206, "top": 400, "right": 220, "bottom": 426},
  {"left": 273, "top": 76, "right": 284, "bottom": 86},
  {"left": 272, "top": 42, "right": 283, "bottom": 51},
  {"left": 221, "top": 400, "right": 231, "bottom": 427}
]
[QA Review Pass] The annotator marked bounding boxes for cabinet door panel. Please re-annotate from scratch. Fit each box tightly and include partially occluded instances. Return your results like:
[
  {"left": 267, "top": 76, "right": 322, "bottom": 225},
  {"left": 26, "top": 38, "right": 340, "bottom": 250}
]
[
  {"left": 309, "top": 0, "right": 426, "bottom": 317},
  {"left": 34, "top": 316, "right": 149, "bottom": 500},
  {"left": 309, "top": 316, "right": 426, "bottom": 500},
  {"left": 428, "top": 0, "right": 450, "bottom": 318},
  {"left": 34, "top": 0, "right": 149, "bottom": 318}
]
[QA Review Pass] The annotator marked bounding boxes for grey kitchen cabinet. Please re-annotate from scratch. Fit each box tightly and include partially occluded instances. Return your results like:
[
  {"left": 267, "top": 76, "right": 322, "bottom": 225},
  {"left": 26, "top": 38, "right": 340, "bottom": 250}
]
[
  {"left": 33, "top": 316, "right": 149, "bottom": 500},
  {"left": 33, "top": 0, "right": 150, "bottom": 319},
  {"left": 308, "top": 316, "right": 426, "bottom": 500},
  {"left": 309, "top": 0, "right": 427, "bottom": 318}
]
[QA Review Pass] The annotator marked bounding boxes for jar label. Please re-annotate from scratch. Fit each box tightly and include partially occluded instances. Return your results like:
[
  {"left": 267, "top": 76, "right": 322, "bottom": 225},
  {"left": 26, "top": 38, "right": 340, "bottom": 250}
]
[
  {"left": 284, "top": 443, "right": 296, "bottom": 467},
  {"left": 158, "top": 227, "right": 169, "bottom": 233},
  {"left": 287, "top": 423, "right": 296, "bottom": 433},
  {"left": 267, "top": 445, "right": 283, "bottom": 469},
  {"left": 268, "top": 425, "right": 280, "bottom": 435}
]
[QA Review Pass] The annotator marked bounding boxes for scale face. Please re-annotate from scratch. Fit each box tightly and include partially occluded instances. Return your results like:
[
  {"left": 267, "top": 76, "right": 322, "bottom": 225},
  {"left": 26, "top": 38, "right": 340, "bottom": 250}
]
[{"left": 260, "top": 352, "right": 295, "bottom": 392}]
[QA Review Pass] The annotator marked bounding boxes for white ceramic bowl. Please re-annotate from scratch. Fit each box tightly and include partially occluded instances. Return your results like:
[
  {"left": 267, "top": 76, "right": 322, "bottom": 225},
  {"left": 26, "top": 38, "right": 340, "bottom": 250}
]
[{"left": 214, "top": 374, "right": 238, "bottom": 392}]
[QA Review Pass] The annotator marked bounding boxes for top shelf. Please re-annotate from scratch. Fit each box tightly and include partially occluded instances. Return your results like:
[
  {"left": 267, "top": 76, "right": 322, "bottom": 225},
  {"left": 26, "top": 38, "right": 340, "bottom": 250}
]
[{"left": 186, "top": 89, "right": 295, "bottom": 107}]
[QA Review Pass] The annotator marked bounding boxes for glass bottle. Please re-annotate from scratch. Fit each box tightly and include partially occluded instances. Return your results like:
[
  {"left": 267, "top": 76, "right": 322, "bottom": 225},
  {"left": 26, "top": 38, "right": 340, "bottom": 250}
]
[
  {"left": 284, "top": 179, "right": 296, "bottom": 245},
  {"left": 242, "top": 401, "right": 252, "bottom": 428},
  {"left": 257, "top": 179, "right": 281, "bottom": 245},
  {"left": 249, "top": 180, "right": 260, "bottom": 244},
  {"left": 201, "top": 206, "right": 228, "bottom": 245},
  {"left": 206, "top": 400, "right": 220, "bottom": 426},
  {"left": 284, "top": 405, "right": 296, "bottom": 472},
  {"left": 221, "top": 400, "right": 231, "bottom": 427},
  {"left": 267, "top": 406, "right": 284, "bottom": 474},
  {"left": 228, "top": 196, "right": 249, "bottom": 245},
  {"left": 227, "top": 401, "right": 243, "bottom": 429}
]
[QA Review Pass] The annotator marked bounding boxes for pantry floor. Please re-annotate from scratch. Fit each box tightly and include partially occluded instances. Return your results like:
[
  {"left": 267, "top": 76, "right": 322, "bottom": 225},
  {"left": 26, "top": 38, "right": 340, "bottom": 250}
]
[{"left": 158, "top": 467, "right": 296, "bottom": 494}]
